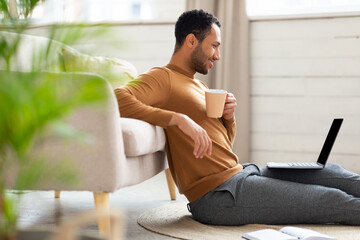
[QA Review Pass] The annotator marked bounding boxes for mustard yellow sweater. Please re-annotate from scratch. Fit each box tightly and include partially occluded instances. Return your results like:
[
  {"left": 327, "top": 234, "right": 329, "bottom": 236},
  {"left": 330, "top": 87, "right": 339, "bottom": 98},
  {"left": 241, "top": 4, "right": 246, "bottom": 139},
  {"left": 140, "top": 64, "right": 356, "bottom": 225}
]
[{"left": 114, "top": 64, "right": 242, "bottom": 202}]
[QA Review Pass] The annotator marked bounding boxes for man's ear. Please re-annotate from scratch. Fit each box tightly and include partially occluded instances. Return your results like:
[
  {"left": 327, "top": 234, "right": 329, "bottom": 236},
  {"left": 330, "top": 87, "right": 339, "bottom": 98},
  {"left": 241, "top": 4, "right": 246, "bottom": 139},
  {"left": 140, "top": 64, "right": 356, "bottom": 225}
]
[{"left": 185, "top": 33, "right": 198, "bottom": 49}]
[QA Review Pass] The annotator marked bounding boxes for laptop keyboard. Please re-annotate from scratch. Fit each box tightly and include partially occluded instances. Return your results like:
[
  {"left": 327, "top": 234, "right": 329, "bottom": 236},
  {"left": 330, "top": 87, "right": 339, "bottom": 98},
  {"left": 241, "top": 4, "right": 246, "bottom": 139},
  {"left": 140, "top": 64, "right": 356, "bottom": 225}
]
[{"left": 288, "top": 162, "right": 319, "bottom": 167}]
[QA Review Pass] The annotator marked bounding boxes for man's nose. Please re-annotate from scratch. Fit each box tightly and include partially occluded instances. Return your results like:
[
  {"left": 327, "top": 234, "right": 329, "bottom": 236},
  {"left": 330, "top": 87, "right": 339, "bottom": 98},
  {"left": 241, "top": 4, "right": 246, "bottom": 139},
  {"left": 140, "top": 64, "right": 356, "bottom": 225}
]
[{"left": 214, "top": 48, "right": 221, "bottom": 61}]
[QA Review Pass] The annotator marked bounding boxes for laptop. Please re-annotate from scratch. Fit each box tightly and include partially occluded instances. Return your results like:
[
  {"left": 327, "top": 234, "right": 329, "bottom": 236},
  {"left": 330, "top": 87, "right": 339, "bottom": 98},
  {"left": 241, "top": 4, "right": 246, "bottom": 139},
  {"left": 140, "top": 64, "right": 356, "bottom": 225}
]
[{"left": 267, "top": 118, "right": 343, "bottom": 169}]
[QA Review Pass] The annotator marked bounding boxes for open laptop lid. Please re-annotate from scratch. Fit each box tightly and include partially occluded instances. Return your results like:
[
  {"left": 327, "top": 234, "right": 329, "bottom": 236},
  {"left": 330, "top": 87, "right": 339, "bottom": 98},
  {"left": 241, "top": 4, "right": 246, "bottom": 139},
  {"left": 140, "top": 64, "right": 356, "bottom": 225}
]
[{"left": 317, "top": 118, "right": 343, "bottom": 166}]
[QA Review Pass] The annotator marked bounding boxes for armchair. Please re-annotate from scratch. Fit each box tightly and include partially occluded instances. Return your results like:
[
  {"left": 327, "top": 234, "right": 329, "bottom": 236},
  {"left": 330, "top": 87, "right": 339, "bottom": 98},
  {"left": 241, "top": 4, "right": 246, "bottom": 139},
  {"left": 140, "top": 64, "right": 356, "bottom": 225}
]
[{"left": 0, "top": 31, "right": 176, "bottom": 234}]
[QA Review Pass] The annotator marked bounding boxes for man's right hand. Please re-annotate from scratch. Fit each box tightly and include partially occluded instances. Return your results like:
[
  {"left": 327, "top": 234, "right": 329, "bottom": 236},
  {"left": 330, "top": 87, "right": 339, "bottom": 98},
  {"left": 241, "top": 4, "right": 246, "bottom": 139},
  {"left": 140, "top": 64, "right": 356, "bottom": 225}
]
[{"left": 168, "top": 113, "right": 212, "bottom": 159}]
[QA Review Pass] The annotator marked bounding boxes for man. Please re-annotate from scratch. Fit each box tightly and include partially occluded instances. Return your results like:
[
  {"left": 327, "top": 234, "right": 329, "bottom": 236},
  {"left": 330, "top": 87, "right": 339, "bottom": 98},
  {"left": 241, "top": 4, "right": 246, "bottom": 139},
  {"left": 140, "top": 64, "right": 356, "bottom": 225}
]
[{"left": 115, "top": 9, "right": 360, "bottom": 225}]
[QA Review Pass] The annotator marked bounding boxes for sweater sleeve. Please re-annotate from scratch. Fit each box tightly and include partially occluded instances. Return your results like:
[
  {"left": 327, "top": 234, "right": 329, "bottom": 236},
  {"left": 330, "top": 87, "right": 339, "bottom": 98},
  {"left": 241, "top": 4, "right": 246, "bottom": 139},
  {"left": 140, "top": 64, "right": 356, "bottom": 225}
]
[
  {"left": 114, "top": 68, "right": 174, "bottom": 128},
  {"left": 222, "top": 116, "right": 236, "bottom": 145}
]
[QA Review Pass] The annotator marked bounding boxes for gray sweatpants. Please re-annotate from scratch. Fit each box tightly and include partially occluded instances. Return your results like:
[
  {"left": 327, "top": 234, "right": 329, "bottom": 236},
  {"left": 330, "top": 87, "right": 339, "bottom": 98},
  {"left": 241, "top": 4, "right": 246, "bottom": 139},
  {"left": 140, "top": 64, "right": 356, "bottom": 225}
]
[{"left": 188, "top": 163, "right": 360, "bottom": 225}]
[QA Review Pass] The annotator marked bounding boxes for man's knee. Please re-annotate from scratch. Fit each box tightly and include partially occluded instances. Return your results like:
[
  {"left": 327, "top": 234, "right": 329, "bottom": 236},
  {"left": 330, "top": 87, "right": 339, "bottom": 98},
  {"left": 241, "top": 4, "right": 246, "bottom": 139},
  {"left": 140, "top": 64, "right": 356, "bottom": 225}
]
[{"left": 326, "top": 163, "right": 344, "bottom": 171}]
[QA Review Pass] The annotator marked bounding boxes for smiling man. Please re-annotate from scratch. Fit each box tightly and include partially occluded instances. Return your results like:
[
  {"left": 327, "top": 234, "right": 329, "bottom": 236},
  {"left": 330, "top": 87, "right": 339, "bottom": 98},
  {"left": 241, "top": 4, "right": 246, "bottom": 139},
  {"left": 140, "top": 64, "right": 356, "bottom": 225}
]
[
  {"left": 115, "top": 9, "right": 242, "bottom": 203},
  {"left": 172, "top": 10, "right": 221, "bottom": 75},
  {"left": 115, "top": 9, "right": 360, "bottom": 226}
]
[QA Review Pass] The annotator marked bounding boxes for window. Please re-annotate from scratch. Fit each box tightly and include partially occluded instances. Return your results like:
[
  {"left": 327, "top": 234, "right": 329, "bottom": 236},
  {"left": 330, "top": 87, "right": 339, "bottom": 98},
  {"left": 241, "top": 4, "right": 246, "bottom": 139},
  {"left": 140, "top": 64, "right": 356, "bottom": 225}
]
[
  {"left": 30, "top": 0, "right": 185, "bottom": 24},
  {"left": 246, "top": 0, "right": 360, "bottom": 19}
]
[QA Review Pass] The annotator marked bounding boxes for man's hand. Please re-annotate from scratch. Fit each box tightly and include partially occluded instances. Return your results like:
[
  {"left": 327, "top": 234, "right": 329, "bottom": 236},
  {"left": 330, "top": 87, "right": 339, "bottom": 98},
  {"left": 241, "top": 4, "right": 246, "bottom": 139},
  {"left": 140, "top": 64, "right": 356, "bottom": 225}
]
[
  {"left": 223, "top": 93, "right": 237, "bottom": 120},
  {"left": 169, "top": 113, "right": 212, "bottom": 158}
]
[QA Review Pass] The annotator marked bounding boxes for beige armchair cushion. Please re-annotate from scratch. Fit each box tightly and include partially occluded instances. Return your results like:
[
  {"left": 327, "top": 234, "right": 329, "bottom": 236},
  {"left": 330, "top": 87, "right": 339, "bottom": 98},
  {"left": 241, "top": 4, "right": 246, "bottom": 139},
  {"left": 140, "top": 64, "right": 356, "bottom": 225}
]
[
  {"left": 0, "top": 31, "right": 138, "bottom": 86},
  {"left": 0, "top": 31, "right": 64, "bottom": 72},
  {"left": 61, "top": 46, "right": 137, "bottom": 88},
  {"left": 120, "top": 118, "right": 166, "bottom": 157}
]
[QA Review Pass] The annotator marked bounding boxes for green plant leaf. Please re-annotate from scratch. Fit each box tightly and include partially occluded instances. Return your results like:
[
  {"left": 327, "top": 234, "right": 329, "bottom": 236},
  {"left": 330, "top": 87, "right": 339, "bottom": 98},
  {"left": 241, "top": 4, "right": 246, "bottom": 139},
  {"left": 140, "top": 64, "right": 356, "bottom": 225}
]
[
  {"left": 0, "top": 192, "right": 18, "bottom": 237},
  {"left": 14, "top": 155, "right": 79, "bottom": 191},
  {"left": 0, "top": 1, "right": 119, "bottom": 237}
]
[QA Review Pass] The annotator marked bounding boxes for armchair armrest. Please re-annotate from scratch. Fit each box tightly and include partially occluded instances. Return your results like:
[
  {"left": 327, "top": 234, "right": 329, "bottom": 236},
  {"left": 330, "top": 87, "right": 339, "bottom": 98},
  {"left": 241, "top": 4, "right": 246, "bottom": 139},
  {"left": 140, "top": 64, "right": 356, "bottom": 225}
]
[
  {"left": 44, "top": 73, "right": 127, "bottom": 192},
  {"left": 120, "top": 118, "right": 166, "bottom": 157},
  {"left": 3, "top": 72, "right": 126, "bottom": 192}
]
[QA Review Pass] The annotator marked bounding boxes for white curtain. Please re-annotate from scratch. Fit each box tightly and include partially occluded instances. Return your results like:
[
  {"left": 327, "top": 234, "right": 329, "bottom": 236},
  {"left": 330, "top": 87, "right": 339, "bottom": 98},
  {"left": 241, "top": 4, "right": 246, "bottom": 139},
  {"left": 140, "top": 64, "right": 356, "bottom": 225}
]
[{"left": 186, "top": 0, "right": 250, "bottom": 163}]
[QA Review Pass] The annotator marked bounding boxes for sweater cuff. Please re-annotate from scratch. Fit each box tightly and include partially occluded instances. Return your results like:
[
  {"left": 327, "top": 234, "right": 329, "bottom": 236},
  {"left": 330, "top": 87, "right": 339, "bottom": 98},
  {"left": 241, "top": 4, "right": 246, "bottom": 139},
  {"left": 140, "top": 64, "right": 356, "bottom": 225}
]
[
  {"left": 222, "top": 116, "right": 235, "bottom": 127},
  {"left": 155, "top": 110, "right": 175, "bottom": 129}
]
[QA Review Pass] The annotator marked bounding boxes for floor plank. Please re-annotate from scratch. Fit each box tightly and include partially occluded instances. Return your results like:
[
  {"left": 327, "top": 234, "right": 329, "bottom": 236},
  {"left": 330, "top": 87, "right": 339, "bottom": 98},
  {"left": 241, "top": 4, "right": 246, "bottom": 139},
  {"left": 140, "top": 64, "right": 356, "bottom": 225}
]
[{"left": 14, "top": 171, "right": 187, "bottom": 240}]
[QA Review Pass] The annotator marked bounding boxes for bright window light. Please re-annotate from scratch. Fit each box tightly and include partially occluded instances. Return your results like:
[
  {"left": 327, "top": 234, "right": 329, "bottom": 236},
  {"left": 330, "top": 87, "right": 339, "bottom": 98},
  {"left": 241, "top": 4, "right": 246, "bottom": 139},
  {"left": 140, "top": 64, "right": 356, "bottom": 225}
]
[
  {"left": 246, "top": 0, "right": 360, "bottom": 18},
  {"left": 28, "top": 0, "right": 185, "bottom": 24}
]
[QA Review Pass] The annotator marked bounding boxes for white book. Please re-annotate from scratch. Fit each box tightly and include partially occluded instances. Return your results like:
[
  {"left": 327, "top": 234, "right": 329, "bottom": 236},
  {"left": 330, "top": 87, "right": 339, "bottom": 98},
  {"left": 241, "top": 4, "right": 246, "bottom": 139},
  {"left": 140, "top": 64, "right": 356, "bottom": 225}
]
[{"left": 242, "top": 227, "right": 336, "bottom": 240}]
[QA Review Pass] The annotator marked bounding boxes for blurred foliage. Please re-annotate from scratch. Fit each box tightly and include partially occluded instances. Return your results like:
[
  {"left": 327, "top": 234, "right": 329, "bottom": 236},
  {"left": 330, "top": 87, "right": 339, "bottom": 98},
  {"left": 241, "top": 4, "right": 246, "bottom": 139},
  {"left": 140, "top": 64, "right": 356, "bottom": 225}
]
[
  {"left": 0, "top": 0, "right": 42, "bottom": 20},
  {"left": 0, "top": 191, "right": 17, "bottom": 238},
  {"left": 0, "top": 0, "right": 116, "bottom": 238}
]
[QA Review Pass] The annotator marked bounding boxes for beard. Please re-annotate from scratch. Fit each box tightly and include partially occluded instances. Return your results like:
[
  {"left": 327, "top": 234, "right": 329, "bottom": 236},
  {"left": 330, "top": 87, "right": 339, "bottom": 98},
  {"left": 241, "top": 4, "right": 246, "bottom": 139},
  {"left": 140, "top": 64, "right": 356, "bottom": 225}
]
[{"left": 190, "top": 43, "right": 209, "bottom": 75}]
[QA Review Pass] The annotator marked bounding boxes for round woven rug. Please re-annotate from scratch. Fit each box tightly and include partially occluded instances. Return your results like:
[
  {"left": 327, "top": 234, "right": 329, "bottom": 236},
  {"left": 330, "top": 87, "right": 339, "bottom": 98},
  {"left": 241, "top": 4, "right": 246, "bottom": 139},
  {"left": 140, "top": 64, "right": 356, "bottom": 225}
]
[{"left": 137, "top": 202, "right": 359, "bottom": 240}]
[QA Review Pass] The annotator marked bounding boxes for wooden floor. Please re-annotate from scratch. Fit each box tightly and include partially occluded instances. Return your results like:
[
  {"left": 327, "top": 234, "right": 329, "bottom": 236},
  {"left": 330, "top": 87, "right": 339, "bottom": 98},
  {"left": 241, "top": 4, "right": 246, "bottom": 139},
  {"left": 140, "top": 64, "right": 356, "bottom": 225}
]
[{"left": 14, "top": 171, "right": 187, "bottom": 239}]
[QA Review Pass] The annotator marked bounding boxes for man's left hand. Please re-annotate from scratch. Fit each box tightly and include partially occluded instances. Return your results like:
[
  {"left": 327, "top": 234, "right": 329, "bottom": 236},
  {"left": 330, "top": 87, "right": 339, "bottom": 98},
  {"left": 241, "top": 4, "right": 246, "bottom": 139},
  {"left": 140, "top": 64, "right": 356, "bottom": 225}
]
[{"left": 222, "top": 92, "right": 237, "bottom": 120}]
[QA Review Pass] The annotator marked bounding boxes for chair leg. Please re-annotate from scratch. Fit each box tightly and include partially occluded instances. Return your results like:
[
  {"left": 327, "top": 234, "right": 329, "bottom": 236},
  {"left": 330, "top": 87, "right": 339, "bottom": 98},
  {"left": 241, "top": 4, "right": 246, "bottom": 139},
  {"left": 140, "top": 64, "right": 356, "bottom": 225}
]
[
  {"left": 93, "top": 192, "right": 111, "bottom": 235},
  {"left": 165, "top": 168, "right": 177, "bottom": 200},
  {"left": 54, "top": 191, "right": 61, "bottom": 198}
]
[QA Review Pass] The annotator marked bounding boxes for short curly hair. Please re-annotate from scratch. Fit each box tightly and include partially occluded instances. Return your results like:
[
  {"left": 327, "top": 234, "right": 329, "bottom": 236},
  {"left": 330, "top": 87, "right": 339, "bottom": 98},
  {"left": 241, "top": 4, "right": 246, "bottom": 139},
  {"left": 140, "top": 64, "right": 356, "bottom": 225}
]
[{"left": 174, "top": 9, "right": 221, "bottom": 52}]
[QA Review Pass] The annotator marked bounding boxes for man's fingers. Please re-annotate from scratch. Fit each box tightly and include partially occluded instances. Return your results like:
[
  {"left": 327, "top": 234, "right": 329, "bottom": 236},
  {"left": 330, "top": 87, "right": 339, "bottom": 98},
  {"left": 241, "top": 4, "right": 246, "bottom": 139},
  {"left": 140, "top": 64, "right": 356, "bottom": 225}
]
[
  {"left": 223, "top": 93, "right": 237, "bottom": 119},
  {"left": 207, "top": 137, "right": 212, "bottom": 156},
  {"left": 196, "top": 135, "right": 205, "bottom": 158},
  {"left": 193, "top": 130, "right": 204, "bottom": 158},
  {"left": 225, "top": 94, "right": 237, "bottom": 106},
  {"left": 193, "top": 137, "right": 200, "bottom": 157},
  {"left": 196, "top": 133, "right": 207, "bottom": 158},
  {"left": 194, "top": 132, "right": 212, "bottom": 158},
  {"left": 224, "top": 103, "right": 236, "bottom": 110},
  {"left": 201, "top": 135, "right": 213, "bottom": 158}
]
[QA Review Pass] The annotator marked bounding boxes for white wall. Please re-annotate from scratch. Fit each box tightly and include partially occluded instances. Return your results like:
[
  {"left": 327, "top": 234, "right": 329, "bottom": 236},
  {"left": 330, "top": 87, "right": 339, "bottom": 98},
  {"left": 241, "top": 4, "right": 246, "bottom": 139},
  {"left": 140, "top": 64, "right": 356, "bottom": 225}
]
[
  {"left": 26, "top": 23, "right": 175, "bottom": 75},
  {"left": 250, "top": 16, "right": 360, "bottom": 172},
  {"left": 71, "top": 24, "right": 176, "bottom": 74},
  {"left": 25, "top": 16, "right": 360, "bottom": 172}
]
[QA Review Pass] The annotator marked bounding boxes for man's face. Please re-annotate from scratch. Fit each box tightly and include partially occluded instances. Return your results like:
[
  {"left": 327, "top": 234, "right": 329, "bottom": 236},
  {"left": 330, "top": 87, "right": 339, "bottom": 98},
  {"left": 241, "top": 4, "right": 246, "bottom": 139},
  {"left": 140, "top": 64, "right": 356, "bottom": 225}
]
[{"left": 190, "top": 24, "right": 221, "bottom": 75}]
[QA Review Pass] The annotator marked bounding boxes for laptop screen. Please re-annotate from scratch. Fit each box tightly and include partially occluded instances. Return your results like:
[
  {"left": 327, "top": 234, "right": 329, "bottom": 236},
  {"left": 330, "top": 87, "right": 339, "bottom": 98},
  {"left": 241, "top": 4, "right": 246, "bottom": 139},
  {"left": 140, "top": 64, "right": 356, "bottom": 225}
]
[{"left": 317, "top": 118, "right": 343, "bottom": 165}]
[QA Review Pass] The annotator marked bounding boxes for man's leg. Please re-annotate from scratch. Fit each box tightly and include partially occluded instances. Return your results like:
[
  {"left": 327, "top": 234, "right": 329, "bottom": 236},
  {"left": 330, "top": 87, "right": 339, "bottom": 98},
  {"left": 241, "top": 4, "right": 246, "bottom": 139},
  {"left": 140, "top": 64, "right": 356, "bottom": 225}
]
[
  {"left": 260, "top": 163, "right": 360, "bottom": 197},
  {"left": 189, "top": 165, "right": 360, "bottom": 225}
]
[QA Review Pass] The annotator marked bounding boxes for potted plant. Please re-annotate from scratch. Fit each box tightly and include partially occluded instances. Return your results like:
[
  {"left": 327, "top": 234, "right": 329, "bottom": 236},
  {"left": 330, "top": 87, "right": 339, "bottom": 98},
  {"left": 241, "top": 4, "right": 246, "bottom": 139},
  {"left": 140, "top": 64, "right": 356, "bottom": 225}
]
[{"left": 0, "top": 1, "right": 124, "bottom": 239}]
